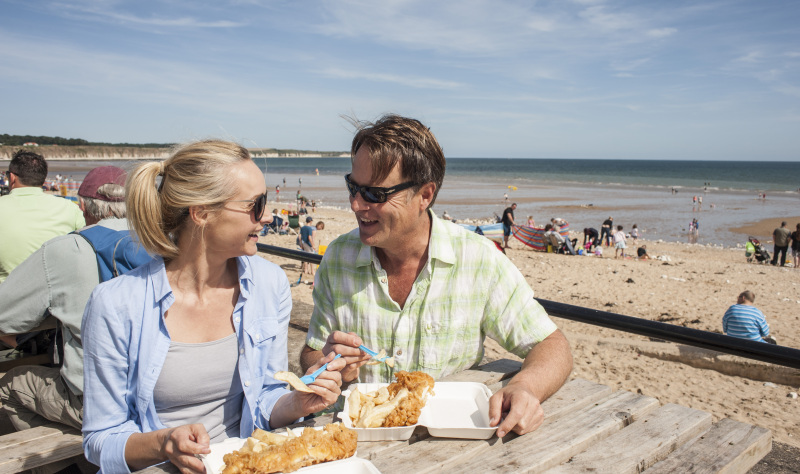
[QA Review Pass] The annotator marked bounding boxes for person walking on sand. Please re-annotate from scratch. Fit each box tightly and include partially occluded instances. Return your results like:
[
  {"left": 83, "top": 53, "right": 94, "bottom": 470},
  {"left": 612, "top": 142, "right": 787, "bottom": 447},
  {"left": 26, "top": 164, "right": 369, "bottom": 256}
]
[
  {"left": 501, "top": 202, "right": 516, "bottom": 249},
  {"left": 791, "top": 223, "right": 800, "bottom": 270},
  {"left": 613, "top": 225, "right": 627, "bottom": 258},
  {"left": 723, "top": 291, "right": 774, "bottom": 343},
  {"left": 300, "top": 216, "right": 318, "bottom": 278},
  {"left": 631, "top": 224, "right": 640, "bottom": 246},
  {"left": 771, "top": 221, "right": 791, "bottom": 266}
]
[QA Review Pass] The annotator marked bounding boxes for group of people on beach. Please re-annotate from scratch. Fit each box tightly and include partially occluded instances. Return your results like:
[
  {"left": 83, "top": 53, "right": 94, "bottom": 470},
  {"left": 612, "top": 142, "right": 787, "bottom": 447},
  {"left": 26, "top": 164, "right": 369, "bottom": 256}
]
[{"left": 0, "top": 115, "right": 573, "bottom": 472}]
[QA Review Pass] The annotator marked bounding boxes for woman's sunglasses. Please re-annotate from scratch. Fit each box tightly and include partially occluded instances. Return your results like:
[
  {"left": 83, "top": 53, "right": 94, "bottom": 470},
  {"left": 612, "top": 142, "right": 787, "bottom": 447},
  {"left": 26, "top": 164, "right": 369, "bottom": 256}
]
[
  {"left": 229, "top": 192, "right": 268, "bottom": 220},
  {"left": 344, "top": 173, "right": 416, "bottom": 204}
]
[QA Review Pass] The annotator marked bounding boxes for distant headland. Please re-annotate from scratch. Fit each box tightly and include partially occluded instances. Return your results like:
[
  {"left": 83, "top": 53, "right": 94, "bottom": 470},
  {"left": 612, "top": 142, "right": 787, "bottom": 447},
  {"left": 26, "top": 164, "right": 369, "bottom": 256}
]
[{"left": 0, "top": 134, "right": 347, "bottom": 161}]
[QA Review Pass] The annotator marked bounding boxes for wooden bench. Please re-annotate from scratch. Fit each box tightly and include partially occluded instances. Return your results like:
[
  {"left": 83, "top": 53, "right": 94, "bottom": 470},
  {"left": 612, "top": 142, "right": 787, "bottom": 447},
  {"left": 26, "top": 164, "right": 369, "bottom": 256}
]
[{"left": 0, "top": 423, "right": 82, "bottom": 474}]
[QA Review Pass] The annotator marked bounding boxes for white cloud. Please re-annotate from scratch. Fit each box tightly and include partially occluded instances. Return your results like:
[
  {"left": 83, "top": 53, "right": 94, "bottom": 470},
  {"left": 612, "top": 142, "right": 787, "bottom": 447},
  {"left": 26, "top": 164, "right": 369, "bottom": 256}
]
[
  {"left": 51, "top": 1, "right": 245, "bottom": 28},
  {"left": 647, "top": 27, "right": 677, "bottom": 38},
  {"left": 320, "top": 68, "right": 464, "bottom": 90}
]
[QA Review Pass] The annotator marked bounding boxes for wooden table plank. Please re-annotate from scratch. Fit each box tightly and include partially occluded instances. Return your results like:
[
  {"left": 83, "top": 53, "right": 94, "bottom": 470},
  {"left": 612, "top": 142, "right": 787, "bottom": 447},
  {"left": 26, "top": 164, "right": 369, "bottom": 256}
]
[
  {"left": 547, "top": 403, "right": 712, "bottom": 473},
  {"left": 644, "top": 418, "right": 772, "bottom": 474},
  {"left": 0, "top": 424, "right": 83, "bottom": 474},
  {"left": 438, "top": 390, "right": 660, "bottom": 473}
]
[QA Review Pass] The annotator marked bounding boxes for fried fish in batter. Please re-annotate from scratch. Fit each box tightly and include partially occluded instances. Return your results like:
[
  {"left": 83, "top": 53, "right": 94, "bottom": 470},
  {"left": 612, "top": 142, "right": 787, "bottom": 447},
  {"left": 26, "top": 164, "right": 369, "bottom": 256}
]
[
  {"left": 221, "top": 423, "right": 356, "bottom": 474},
  {"left": 347, "top": 371, "right": 435, "bottom": 428}
]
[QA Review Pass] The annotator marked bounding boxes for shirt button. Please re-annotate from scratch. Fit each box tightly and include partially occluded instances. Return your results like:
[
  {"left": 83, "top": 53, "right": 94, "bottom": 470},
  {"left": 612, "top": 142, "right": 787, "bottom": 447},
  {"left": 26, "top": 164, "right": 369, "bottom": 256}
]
[
  {"left": 380, "top": 278, "right": 387, "bottom": 284},
  {"left": 234, "top": 317, "right": 240, "bottom": 323},
  {"left": 239, "top": 347, "right": 244, "bottom": 354},
  {"left": 396, "top": 349, "right": 403, "bottom": 356},
  {"left": 426, "top": 324, "right": 432, "bottom": 331},
  {"left": 256, "top": 334, "right": 261, "bottom": 339},
  {"left": 244, "top": 381, "right": 250, "bottom": 387}
]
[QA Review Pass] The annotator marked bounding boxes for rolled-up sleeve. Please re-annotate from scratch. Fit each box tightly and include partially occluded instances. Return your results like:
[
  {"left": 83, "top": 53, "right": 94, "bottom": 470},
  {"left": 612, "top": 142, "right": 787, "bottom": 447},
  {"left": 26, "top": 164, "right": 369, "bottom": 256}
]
[{"left": 81, "top": 285, "right": 139, "bottom": 473}]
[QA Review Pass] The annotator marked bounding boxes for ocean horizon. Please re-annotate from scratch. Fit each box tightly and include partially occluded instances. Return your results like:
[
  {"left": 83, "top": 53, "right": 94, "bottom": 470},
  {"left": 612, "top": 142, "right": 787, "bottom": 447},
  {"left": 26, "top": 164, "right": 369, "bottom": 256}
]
[{"left": 45, "top": 157, "right": 800, "bottom": 248}]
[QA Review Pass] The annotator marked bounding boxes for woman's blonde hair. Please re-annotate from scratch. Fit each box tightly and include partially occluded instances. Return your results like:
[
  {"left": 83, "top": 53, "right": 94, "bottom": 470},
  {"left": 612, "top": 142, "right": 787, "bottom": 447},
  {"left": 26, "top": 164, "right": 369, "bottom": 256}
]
[{"left": 126, "top": 140, "right": 252, "bottom": 259}]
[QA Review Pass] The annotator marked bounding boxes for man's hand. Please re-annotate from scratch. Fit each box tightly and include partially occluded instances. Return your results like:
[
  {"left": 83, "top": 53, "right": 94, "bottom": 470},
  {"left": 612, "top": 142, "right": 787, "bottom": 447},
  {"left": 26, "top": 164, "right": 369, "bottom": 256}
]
[
  {"left": 301, "top": 331, "right": 372, "bottom": 383},
  {"left": 322, "top": 331, "right": 373, "bottom": 382},
  {"left": 488, "top": 381, "right": 544, "bottom": 438},
  {"left": 159, "top": 424, "right": 211, "bottom": 474}
]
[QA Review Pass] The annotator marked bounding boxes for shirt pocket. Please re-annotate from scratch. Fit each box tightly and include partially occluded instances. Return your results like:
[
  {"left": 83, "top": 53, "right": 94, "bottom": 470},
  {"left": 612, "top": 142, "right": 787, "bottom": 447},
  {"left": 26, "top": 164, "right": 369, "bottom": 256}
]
[
  {"left": 419, "top": 311, "right": 482, "bottom": 373},
  {"left": 243, "top": 319, "right": 280, "bottom": 376}
]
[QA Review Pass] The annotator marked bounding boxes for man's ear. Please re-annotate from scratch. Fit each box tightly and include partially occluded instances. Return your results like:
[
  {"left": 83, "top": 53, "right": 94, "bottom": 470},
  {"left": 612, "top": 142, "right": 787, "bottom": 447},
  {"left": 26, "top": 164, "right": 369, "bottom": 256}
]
[{"left": 417, "top": 182, "right": 436, "bottom": 211}]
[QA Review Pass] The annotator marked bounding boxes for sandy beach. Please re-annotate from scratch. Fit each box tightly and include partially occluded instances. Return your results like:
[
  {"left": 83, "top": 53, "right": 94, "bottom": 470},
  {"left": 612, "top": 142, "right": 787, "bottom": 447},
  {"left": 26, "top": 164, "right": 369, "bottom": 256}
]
[{"left": 261, "top": 204, "right": 800, "bottom": 450}]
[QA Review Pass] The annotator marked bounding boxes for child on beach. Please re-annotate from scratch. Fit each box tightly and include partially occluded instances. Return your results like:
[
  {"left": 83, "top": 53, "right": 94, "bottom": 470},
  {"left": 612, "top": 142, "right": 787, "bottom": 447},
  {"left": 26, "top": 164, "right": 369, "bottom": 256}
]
[
  {"left": 631, "top": 224, "right": 640, "bottom": 246},
  {"left": 613, "top": 225, "right": 627, "bottom": 258}
]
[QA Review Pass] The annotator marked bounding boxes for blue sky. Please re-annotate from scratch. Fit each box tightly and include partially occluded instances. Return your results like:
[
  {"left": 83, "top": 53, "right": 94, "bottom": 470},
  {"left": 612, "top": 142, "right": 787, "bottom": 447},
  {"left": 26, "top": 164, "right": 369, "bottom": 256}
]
[{"left": 1, "top": 0, "right": 798, "bottom": 160}]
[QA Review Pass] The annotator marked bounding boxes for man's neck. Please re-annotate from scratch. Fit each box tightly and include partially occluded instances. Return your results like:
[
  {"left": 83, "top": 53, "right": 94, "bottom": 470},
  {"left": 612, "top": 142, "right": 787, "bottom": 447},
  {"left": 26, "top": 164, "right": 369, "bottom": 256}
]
[{"left": 375, "top": 211, "right": 432, "bottom": 275}]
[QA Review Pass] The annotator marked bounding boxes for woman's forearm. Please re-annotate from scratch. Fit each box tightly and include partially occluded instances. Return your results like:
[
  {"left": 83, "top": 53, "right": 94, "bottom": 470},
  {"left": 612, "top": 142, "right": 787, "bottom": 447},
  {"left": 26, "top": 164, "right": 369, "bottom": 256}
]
[
  {"left": 124, "top": 430, "right": 168, "bottom": 471},
  {"left": 268, "top": 393, "right": 306, "bottom": 429}
]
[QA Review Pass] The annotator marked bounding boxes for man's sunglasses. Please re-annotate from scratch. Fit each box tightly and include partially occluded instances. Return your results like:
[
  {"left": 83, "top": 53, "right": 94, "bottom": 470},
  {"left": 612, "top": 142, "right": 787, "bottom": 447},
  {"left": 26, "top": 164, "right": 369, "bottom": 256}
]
[
  {"left": 229, "top": 192, "right": 268, "bottom": 221},
  {"left": 344, "top": 173, "right": 417, "bottom": 204}
]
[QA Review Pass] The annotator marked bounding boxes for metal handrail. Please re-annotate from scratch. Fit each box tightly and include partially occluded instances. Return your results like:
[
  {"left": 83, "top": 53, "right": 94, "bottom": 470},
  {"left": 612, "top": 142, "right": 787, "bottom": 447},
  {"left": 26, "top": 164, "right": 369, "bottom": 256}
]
[{"left": 256, "top": 243, "right": 800, "bottom": 370}]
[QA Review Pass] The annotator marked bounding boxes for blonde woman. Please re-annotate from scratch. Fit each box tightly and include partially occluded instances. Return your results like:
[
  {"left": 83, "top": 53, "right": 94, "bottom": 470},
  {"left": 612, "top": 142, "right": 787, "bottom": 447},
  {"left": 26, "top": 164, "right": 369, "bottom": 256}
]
[{"left": 81, "top": 140, "right": 343, "bottom": 473}]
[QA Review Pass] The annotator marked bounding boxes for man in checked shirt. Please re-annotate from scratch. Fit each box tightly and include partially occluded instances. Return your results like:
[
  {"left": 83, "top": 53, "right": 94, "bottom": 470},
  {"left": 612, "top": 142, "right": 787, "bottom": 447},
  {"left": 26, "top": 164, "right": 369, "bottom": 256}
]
[{"left": 301, "top": 114, "right": 573, "bottom": 438}]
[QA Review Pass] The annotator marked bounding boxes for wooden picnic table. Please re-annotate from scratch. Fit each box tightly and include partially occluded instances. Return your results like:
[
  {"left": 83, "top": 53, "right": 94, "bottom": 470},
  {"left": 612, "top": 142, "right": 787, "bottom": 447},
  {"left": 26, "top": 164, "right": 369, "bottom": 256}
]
[{"left": 137, "top": 357, "right": 770, "bottom": 473}]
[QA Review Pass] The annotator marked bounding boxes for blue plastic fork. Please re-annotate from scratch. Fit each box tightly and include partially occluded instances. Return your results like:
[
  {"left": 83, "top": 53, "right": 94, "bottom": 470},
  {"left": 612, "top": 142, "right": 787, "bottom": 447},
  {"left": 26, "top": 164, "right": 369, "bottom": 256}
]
[
  {"left": 299, "top": 353, "right": 341, "bottom": 385},
  {"left": 358, "top": 345, "right": 395, "bottom": 367}
]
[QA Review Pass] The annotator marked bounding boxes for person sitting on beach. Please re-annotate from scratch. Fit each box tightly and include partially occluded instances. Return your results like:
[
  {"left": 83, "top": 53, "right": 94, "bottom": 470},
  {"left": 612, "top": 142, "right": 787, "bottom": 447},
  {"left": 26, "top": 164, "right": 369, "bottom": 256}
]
[
  {"left": 722, "top": 291, "right": 774, "bottom": 344},
  {"left": 81, "top": 141, "right": 344, "bottom": 473},
  {"left": 527, "top": 215, "right": 535, "bottom": 227},
  {"left": 0, "top": 150, "right": 86, "bottom": 283},
  {"left": 636, "top": 245, "right": 650, "bottom": 260},
  {"left": 550, "top": 217, "right": 567, "bottom": 230},
  {"left": 301, "top": 114, "right": 573, "bottom": 439},
  {"left": 544, "top": 224, "right": 577, "bottom": 255},
  {"left": 0, "top": 166, "right": 139, "bottom": 448},
  {"left": 613, "top": 225, "right": 627, "bottom": 258}
]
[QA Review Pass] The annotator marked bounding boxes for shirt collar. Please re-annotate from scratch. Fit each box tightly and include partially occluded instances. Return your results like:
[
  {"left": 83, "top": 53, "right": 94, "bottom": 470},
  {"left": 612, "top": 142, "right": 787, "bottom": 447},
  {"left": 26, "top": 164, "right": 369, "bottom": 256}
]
[
  {"left": 9, "top": 186, "right": 44, "bottom": 196},
  {"left": 150, "top": 255, "right": 254, "bottom": 304},
  {"left": 354, "top": 209, "right": 457, "bottom": 270}
]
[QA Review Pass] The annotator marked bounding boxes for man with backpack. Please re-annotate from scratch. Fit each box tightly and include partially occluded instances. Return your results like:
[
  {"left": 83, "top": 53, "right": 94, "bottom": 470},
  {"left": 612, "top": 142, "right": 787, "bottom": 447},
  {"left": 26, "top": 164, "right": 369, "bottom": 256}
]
[{"left": 0, "top": 166, "right": 150, "bottom": 435}]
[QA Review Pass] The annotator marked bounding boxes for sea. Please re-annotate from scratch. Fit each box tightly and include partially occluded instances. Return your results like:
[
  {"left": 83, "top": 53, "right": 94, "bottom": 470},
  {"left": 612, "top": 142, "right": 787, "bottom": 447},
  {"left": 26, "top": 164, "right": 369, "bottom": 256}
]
[{"left": 48, "top": 158, "right": 800, "bottom": 249}]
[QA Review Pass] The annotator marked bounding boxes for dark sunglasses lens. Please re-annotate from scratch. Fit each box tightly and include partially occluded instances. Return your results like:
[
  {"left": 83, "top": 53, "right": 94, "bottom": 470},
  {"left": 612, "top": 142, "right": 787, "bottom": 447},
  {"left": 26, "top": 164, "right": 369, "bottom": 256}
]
[
  {"left": 253, "top": 194, "right": 266, "bottom": 220},
  {"left": 366, "top": 189, "right": 385, "bottom": 203}
]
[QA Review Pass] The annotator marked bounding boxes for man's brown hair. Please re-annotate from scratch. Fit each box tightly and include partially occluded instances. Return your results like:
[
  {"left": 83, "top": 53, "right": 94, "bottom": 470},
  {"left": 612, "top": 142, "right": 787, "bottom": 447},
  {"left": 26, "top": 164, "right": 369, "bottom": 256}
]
[{"left": 350, "top": 114, "right": 445, "bottom": 208}]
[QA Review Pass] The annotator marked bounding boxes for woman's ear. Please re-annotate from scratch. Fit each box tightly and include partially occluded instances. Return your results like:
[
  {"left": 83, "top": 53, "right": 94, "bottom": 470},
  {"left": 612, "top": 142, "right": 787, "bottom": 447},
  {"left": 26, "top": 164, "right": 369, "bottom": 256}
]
[{"left": 188, "top": 205, "right": 211, "bottom": 226}]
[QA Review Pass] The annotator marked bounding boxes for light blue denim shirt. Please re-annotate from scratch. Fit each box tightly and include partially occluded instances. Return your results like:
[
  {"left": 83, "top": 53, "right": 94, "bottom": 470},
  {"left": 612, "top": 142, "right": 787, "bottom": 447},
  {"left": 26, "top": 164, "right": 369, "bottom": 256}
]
[{"left": 81, "top": 255, "right": 292, "bottom": 473}]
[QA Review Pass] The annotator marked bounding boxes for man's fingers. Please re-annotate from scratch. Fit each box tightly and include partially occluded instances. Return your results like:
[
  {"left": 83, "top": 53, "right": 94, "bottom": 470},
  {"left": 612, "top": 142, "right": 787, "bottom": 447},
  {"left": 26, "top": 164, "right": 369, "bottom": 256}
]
[
  {"left": 328, "top": 331, "right": 362, "bottom": 348},
  {"left": 488, "top": 392, "right": 507, "bottom": 427}
]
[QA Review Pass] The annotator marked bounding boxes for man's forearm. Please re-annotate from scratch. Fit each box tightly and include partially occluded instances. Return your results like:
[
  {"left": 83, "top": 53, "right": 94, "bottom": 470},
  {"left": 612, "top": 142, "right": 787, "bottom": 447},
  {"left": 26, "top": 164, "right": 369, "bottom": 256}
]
[{"left": 511, "top": 329, "right": 573, "bottom": 402}]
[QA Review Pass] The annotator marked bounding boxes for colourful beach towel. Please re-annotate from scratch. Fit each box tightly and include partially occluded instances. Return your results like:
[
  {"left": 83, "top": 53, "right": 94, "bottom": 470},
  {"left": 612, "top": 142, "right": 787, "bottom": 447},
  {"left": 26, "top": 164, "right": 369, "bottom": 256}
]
[
  {"left": 512, "top": 223, "right": 570, "bottom": 251},
  {"left": 459, "top": 222, "right": 505, "bottom": 244}
]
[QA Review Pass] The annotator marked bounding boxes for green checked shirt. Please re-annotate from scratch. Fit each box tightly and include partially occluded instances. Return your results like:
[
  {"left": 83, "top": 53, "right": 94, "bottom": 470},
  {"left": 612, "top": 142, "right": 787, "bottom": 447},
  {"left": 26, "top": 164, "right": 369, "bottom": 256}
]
[{"left": 306, "top": 211, "right": 558, "bottom": 383}]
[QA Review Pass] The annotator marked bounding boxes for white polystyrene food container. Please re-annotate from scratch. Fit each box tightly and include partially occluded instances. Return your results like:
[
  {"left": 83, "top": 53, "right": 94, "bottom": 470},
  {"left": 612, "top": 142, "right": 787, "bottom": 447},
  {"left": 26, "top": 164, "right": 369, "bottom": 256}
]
[
  {"left": 339, "top": 382, "right": 497, "bottom": 441},
  {"left": 201, "top": 427, "right": 377, "bottom": 474}
]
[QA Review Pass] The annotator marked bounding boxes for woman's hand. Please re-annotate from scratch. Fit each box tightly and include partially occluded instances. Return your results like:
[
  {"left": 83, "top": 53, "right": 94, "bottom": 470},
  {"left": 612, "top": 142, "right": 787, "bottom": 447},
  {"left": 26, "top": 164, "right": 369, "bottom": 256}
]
[
  {"left": 296, "top": 351, "right": 346, "bottom": 413},
  {"left": 270, "top": 352, "right": 347, "bottom": 428},
  {"left": 159, "top": 424, "right": 210, "bottom": 473}
]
